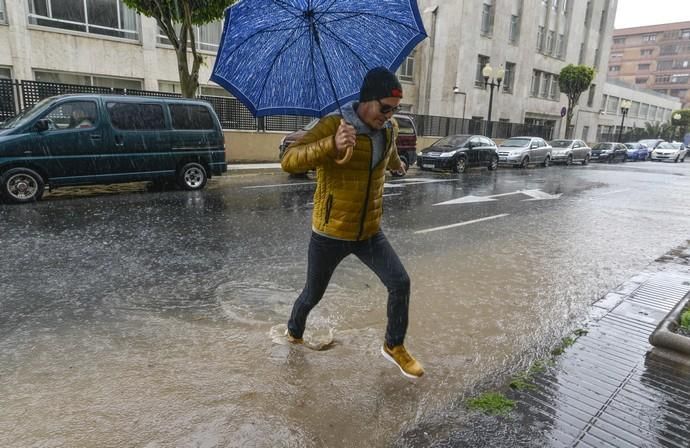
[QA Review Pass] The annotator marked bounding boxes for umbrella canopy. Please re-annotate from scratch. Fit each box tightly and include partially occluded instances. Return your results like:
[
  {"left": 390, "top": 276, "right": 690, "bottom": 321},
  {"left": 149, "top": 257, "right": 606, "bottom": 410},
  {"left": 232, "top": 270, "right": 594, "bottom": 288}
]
[{"left": 210, "top": 0, "right": 427, "bottom": 118}]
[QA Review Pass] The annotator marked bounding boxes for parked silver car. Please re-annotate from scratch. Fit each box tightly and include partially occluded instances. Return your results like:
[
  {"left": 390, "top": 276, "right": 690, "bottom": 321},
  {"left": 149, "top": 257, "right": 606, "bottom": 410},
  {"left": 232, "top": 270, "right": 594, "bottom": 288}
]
[
  {"left": 497, "top": 137, "right": 552, "bottom": 168},
  {"left": 548, "top": 139, "right": 591, "bottom": 165}
]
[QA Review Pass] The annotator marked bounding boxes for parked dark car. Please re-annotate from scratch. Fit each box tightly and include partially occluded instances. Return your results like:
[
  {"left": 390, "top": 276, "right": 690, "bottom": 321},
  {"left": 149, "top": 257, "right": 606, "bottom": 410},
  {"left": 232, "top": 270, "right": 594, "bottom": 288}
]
[
  {"left": 590, "top": 142, "right": 628, "bottom": 163},
  {"left": 417, "top": 134, "right": 498, "bottom": 173},
  {"left": 0, "top": 94, "right": 227, "bottom": 203},
  {"left": 624, "top": 143, "right": 650, "bottom": 161},
  {"left": 278, "top": 114, "right": 418, "bottom": 174}
]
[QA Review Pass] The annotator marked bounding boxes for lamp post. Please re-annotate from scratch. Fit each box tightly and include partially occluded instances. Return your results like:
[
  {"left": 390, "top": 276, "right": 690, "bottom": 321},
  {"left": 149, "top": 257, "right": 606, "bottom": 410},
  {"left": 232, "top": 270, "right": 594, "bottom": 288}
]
[
  {"left": 453, "top": 86, "right": 467, "bottom": 132},
  {"left": 617, "top": 100, "right": 632, "bottom": 142},
  {"left": 673, "top": 112, "right": 682, "bottom": 142},
  {"left": 482, "top": 63, "right": 504, "bottom": 137}
]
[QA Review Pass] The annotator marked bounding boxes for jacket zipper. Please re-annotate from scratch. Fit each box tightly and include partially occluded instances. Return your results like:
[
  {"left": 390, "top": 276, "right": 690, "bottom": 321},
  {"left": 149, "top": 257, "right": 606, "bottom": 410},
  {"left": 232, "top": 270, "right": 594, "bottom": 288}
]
[
  {"left": 357, "top": 135, "right": 375, "bottom": 241},
  {"left": 324, "top": 193, "right": 333, "bottom": 224}
]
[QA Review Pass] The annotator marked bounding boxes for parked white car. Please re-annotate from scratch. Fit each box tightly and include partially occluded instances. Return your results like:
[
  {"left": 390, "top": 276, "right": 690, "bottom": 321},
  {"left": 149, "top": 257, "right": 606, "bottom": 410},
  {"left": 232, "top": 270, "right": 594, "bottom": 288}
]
[
  {"left": 497, "top": 137, "right": 552, "bottom": 168},
  {"left": 651, "top": 142, "right": 687, "bottom": 162}
]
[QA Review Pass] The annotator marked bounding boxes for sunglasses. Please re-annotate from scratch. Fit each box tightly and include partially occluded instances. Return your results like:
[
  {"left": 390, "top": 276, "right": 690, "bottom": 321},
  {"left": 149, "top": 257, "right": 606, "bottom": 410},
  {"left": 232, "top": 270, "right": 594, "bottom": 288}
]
[{"left": 377, "top": 99, "right": 401, "bottom": 115}]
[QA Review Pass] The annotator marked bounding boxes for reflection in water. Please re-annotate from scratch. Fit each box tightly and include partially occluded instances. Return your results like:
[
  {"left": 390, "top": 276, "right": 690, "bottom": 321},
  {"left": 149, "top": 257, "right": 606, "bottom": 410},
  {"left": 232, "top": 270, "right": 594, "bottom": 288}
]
[{"left": 1, "top": 164, "right": 690, "bottom": 446}]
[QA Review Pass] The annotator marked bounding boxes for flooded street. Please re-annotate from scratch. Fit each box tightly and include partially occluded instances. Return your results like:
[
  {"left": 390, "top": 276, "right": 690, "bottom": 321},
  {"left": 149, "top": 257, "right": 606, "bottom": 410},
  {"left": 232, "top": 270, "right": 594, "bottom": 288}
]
[{"left": 2, "top": 161, "right": 690, "bottom": 447}]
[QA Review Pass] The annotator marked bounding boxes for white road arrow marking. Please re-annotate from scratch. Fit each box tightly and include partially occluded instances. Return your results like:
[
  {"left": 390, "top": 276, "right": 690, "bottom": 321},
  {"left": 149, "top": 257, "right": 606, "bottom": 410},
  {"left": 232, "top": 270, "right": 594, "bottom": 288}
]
[
  {"left": 415, "top": 214, "right": 510, "bottom": 234},
  {"left": 520, "top": 189, "right": 563, "bottom": 201},
  {"left": 434, "top": 189, "right": 562, "bottom": 206}
]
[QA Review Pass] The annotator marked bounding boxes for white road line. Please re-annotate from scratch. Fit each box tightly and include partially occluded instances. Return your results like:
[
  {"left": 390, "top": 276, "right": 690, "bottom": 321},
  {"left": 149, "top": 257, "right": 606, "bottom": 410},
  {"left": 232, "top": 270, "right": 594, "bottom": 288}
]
[
  {"left": 414, "top": 214, "right": 510, "bottom": 234},
  {"left": 595, "top": 189, "right": 631, "bottom": 196},
  {"left": 243, "top": 181, "right": 316, "bottom": 189}
]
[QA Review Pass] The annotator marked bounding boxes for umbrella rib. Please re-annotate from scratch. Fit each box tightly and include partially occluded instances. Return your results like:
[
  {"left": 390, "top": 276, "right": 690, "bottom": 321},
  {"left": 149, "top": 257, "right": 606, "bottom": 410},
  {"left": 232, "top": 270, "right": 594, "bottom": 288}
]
[
  {"left": 314, "top": 29, "right": 345, "bottom": 114},
  {"left": 317, "top": 10, "right": 422, "bottom": 34},
  {"left": 255, "top": 26, "right": 312, "bottom": 109},
  {"left": 270, "top": 0, "right": 302, "bottom": 19},
  {"left": 307, "top": 19, "right": 321, "bottom": 114},
  {"left": 313, "top": 19, "right": 370, "bottom": 72},
  {"left": 219, "top": 17, "right": 306, "bottom": 62}
]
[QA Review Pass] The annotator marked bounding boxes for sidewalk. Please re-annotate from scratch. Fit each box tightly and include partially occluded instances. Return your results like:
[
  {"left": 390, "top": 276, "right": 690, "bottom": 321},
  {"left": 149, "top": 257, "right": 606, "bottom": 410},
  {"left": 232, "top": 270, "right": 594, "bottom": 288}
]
[
  {"left": 227, "top": 162, "right": 282, "bottom": 171},
  {"left": 398, "top": 249, "right": 690, "bottom": 448}
]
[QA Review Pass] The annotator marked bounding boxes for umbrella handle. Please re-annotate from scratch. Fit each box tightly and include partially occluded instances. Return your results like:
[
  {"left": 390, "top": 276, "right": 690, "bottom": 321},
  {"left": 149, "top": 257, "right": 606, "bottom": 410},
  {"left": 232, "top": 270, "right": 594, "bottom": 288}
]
[{"left": 334, "top": 146, "right": 353, "bottom": 165}]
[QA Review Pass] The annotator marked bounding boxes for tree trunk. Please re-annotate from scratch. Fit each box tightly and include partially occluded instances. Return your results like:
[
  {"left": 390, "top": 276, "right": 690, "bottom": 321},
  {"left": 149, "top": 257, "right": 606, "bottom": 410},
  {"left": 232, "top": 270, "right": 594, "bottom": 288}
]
[{"left": 565, "top": 98, "right": 574, "bottom": 139}]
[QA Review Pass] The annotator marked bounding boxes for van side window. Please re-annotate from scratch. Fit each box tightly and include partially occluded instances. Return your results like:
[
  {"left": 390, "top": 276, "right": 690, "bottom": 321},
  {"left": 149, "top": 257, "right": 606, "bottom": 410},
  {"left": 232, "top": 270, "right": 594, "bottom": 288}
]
[
  {"left": 44, "top": 101, "right": 97, "bottom": 130},
  {"left": 170, "top": 104, "right": 215, "bottom": 130},
  {"left": 107, "top": 103, "right": 165, "bottom": 130},
  {"left": 395, "top": 117, "right": 415, "bottom": 135}
]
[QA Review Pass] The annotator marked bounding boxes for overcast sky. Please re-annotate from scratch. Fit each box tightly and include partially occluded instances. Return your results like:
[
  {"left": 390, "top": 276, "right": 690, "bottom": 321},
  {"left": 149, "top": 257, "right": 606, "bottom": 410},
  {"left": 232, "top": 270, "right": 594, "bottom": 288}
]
[{"left": 615, "top": 0, "right": 690, "bottom": 29}]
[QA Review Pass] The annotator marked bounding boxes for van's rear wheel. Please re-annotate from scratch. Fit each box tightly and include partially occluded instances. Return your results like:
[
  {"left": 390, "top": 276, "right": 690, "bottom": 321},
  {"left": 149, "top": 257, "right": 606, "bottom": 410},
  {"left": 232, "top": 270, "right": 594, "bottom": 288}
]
[
  {"left": 177, "top": 162, "right": 207, "bottom": 190},
  {"left": 1, "top": 168, "right": 45, "bottom": 203}
]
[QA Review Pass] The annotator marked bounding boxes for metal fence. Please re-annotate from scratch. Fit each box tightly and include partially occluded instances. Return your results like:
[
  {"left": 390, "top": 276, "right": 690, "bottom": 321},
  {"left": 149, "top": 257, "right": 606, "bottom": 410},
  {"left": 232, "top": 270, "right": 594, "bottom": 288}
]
[{"left": 0, "top": 79, "right": 554, "bottom": 139}]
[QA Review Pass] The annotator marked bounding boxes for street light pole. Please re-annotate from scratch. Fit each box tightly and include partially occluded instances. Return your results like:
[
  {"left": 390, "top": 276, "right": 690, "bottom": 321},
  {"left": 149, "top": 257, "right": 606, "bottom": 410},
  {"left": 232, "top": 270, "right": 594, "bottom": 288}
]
[
  {"left": 453, "top": 86, "right": 466, "bottom": 132},
  {"left": 673, "top": 112, "right": 682, "bottom": 142},
  {"left": 482, "top": 63, "right": 504, "bottom": 137},
  {"left": 617, "top": 100, "right": 632, "bottom": 142}
]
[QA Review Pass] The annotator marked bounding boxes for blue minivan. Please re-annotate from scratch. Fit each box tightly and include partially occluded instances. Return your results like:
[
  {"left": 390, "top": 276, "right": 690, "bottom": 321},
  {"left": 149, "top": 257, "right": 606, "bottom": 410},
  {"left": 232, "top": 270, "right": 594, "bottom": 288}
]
[{"left": 0, "top": 94, "right": 227, "bottom": 203}]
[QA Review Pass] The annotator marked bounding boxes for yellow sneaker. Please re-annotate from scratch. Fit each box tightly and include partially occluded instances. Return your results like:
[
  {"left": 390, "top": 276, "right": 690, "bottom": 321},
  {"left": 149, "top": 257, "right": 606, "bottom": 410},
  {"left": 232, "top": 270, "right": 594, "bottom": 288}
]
[
  {"left": 381, "top": 344, "right": 424, "bottom": 378},
  {"left": 285, "top": 329, "right": 303, "bottom": 345}
]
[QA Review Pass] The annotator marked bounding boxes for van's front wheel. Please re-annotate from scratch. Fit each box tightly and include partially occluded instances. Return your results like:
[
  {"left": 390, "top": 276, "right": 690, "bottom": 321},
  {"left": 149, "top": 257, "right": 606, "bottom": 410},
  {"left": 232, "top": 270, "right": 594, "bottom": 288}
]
[
  {"left": 1, "top": 168, "right": 45, "bottom": 203},
  {"left": 177, "top": 162, "right": 208, "bottom": 190}
]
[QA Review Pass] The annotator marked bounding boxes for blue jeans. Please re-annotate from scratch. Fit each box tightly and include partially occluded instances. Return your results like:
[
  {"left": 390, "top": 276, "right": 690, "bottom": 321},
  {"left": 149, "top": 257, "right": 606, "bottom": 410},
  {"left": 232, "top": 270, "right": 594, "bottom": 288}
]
[{"left": 288, "top": 231, "right": 411, "bottom": 347}]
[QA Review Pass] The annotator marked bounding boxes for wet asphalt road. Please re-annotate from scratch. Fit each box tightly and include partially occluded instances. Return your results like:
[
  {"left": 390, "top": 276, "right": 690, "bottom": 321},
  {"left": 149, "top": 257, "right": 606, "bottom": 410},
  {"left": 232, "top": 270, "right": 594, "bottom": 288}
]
[{"left": 1, "top": 160, "right": 690, "bottom": 447}]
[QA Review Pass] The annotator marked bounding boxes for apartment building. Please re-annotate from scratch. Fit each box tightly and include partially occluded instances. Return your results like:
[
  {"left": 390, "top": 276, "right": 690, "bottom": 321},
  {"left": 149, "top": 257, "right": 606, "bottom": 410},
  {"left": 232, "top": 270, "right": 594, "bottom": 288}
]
[{"left": 607, "top": 21, "right": 690, "bottom": 108}]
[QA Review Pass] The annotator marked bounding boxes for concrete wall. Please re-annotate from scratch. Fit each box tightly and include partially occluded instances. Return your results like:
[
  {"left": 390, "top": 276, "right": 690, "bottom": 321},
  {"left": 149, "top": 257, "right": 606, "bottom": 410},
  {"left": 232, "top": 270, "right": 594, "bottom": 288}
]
[{"left": 224, "top": 132, "right": 442, "bottom": 163}]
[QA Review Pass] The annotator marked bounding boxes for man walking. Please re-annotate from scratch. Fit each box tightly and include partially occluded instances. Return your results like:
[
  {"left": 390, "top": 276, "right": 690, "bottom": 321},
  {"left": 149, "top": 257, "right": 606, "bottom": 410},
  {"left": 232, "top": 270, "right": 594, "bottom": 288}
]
[{"left": 281, "top": 67, "right": 423, "bottom": 379}]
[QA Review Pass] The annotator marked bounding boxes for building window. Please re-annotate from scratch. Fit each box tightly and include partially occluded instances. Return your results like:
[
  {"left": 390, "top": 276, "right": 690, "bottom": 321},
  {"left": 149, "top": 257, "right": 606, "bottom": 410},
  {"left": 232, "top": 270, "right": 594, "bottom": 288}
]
[
  {"left": 670, "top": 89, "right": 688, "bottom": 98},
  {"left": 0, "top": 67, "right": 11, "bottom": 79},
  {"left": 158, "top": 21, "right": 222, "bottom": 52},
  {"left": 630, "top": 101, "right": 640, "bottom": 117},
  {"left": 34, "top": 70, "right": 142, "bottom": 90},
  {"left": 585, "top": 1, "right": 592, "bottom": 27},
  {"left": 531, "top": 70, "right": 541, "bottom": 96},
  {"left": 581, "top": 125, "right": 589, "bottom": 141},
  {"left": 546, "top": 30, "right": 555, "bottom": 53},
  {"left": 593, "top": 48, "right": 600, "bottom": 68},
  {"left": 587, "top": 84, "right": 596, "bottom": 107},
  {"left": 606, "top": 96, "right": 619, "bottom": 114},
  {"left": 562, "top": 0, "right": 568, "bottom": 14},
  {"left": 635, "top": 77, "right": 648, "bottom": 84},
  {"left": 550, "top": 75, "right": 559, "bottom": 99},
  {"left": 552, "top": 0, "right": 558, "bottom": 11},
  {"left": 613, "top": 37, "right": 625, "bottom": 45},
  {"left": 682, "top": 29, "right": 690, "bottom": 40},
  {"left": 0, "top": 0, "right": 6, "bottom": 24},
  {"left": 639, "top": 103, "right": 649, "bottom": 118},
  {"left": 480, "top": 2, "right": 494, "bottom": 36},
  {"left": 28, "top": 0, "right": 138, "bottom": 40},
  {"left": 656, "top": 74, "right": 671, "bottom": 83},
  {"left": 638, "top": 63, "right": 650, "bottom": 71},
  {"left": 475, "top": 55, "right": 490, "bottom": 88},
  {"left": 397, "top": 54, "right": 414, "bottom": 82},
  {"left": 556, "top": 34, "right": 565, "bottom": 58},
  {"left": 600, "top": 94, "right": 607, "bottom": 110},
  {"left": 609, "top": 65, "right": 620, "bottom": 72},
  {"left": 599, "top": 9, "right": 607, "bottom": 32},
  {"left": 671, "top": 74, "right": 690, "bottom": 84},
  {"left": 642, "top": 33, "right": 657, "bottom": 42},
  {"left": 537, "top": 26, "right": 544, "bottom": 51},
  {"left": 541, "top": 73, "right": 551, "bottom": 98},
  {"left": 610, "top": 52, "right": 623, "bottom": 60},
  {"left": 657, "top": 60, "right": 673, "bottom": 70},
  {"left": 503, "top": 62, "right": 515, "bottom": 93},
  {"left": 509, "top": 15, "right": 520, "bottom": 43},
  {"left": 641, "top": 49, "right": 653, "bottom": 56}
]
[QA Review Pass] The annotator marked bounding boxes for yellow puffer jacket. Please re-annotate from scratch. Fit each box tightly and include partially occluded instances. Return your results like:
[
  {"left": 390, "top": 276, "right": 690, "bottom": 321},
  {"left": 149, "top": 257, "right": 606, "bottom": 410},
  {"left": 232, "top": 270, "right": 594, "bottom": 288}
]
[{"left": 281, "top": 115, "right": 403, "bottom": 241}]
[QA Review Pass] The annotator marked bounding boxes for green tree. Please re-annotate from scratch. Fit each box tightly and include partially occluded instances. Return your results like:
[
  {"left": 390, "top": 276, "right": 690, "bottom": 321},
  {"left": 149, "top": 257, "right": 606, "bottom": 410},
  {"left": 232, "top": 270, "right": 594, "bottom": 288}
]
[
  {"left": 123, "top": 0, "right": 235, "bottom": 97},
  {"left": 559, "top": 64, "right": 595, "bottom": 138}
]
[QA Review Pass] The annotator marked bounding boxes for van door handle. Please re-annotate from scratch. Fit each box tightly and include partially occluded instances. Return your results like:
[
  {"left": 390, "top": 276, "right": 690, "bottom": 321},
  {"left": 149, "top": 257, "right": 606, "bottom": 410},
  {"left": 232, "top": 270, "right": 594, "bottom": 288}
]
[
  {"left": 90, "top": 134, "right": 102, "bottom": 141},
  {"left": 114, "top": 135, "right": 124, "bottom": 147}
]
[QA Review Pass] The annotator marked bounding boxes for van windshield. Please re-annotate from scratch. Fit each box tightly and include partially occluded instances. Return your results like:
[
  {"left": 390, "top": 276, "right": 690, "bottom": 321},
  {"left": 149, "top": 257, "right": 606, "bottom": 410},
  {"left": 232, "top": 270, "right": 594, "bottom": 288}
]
[
  {"left": 0, "top": 98, "right": 54, "bottom": 129},
  {"left": 396, "top": 117, "right": 416, "bottom": 135}
]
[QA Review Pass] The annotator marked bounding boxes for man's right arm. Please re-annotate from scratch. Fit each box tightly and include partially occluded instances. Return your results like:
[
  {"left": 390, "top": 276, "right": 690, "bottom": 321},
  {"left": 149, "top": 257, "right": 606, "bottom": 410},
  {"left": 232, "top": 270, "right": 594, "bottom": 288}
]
[{"left": 281, "top": 117, "right": 338, "bottom": 173}]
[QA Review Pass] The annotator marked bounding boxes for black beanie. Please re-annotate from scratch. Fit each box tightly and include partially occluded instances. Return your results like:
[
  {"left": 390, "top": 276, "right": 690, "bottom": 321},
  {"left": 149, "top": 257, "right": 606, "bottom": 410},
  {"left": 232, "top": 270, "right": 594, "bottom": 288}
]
[{"left": 359, "top": 67, "right": 403, "bottom": 102}]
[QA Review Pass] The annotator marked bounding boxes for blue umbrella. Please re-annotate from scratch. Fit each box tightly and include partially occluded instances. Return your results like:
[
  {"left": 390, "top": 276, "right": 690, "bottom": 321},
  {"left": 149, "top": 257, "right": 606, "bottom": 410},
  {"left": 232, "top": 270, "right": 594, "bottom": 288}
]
[{"left": 210, "top": 0, "right": 427, "bottom": 118}]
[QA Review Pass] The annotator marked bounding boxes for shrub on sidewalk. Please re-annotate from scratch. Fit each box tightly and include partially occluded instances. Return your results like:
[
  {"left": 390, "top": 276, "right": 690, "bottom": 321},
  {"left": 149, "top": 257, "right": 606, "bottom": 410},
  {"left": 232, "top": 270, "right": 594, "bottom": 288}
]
[{"left": 681, "top": 309, "right": 690, "bottom": 332}]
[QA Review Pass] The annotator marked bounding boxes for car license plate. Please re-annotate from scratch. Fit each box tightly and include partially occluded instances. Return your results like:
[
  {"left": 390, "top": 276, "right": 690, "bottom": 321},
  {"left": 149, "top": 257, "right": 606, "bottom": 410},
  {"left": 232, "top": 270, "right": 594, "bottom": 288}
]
[
  {"left": 499, "top": 157, "right": 507, "bottom": 161},
  {"left": 423, "top": 164, "right": 434, "bottom": 169}
]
